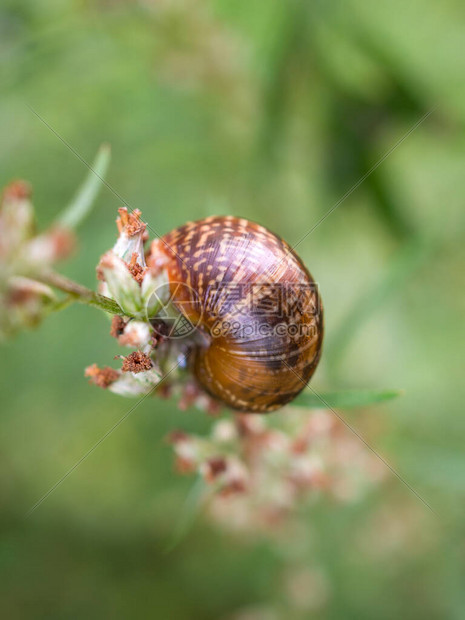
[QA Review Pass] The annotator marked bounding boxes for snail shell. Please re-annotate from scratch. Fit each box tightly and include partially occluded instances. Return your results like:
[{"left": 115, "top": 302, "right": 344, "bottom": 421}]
[{"left": 150, "top": 216, "right": 323, "bottom": 413}]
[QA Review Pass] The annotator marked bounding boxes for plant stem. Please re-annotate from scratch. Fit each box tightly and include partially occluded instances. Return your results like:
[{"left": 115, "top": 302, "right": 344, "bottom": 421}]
[{"left": 37, "top": 271, "right": 123, "bottom": 315}]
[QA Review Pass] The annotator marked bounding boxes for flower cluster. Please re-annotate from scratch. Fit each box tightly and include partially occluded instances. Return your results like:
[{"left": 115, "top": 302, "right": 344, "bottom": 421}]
[
  {"left": 85, "top": 207, "right": 221, "bottom": 412},
  {"left": 86, "top": 208, "right": 168, "bottom": 395},
  {"left": 0, "top": 180, "right": 75, "bottom": 339},
  {"left": 169, "top": 408, "right": 386, "bottom": 535},
  {"left": 96, "top": 207, "right": 165, "bottom": 317}
]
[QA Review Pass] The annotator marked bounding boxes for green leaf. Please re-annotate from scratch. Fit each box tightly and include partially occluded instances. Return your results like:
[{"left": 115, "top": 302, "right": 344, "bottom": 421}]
[
  {"left": 292, "top": 388, "right": 403, "bottom": 409},
  {"left": 57, "top": 144, "right": 111, "bottom": 229}
]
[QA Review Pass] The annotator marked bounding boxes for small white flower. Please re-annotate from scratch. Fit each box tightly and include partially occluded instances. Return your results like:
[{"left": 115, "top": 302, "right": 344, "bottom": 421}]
[
  {"left": 113, "top": 207, "right": 147, "bottom": 265},
  {"left": 118, "top": 320, "right": 153, "bottom": 352},
  {"left": 0, "top": 181, "right": 34, "bottom": 259},
  {"left": 108, "top": 368, "right": 162, "bottom": 397},
  {"left": 212, "top": 420, "right": 237, "bottom": 443},
  {"left": 21, "top": 227, "right": 74, "bottom": 271},
  {"left": 289, "top": 454, "right": 324, "bottom": 486},
  {"left": 175, "top": 438, "right": 199, "bottom": 465},
  {"left": 223, "top": 457, "right": 249, "bottom": 490},
  {"left": 99, "top": 251, "right": 143, "bottom": 316}
]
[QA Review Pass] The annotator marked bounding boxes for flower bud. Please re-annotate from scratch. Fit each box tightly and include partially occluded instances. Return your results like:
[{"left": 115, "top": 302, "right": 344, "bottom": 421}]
[
  {"left": 0, "top": 181, "right": 35, "bottom": 259},
  {"left": 116, "top": 319, "right": 153, "bottom": 352},
  {"left": 0, "top": 276, "right": 56, "bottom": 339},
  {"left": 108, "top": 367, "right": 162, "bottom": 396},
  {"left": 113, "top": 207, "right": 147, "bottom": 264},
  {"left": 97, "top": 208, "right": 170, "bottom": 319},
  {"left": 21, "top": 226, "right": 75, "bottom": 270},
  {"left": 98, "top": 251, "right": 143, "bottom": 316},
  {"left": 85, "top": 360, "right": 162, "bottom": 397}
]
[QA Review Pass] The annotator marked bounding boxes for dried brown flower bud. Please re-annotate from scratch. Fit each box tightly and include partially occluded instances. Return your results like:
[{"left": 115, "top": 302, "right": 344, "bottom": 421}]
[
  {"left": 85, "top": 364, "right": 119, "bottom": 388},
  {"left": 127, "top": 252, "right": 147, "bottom": 285},
  {"left": 116, "top": 207, "right": 146, "bottom": 237},
  {"left": 110, "top": 315, "right": 127, "bottom": 338},
  {"left": 121, "top": 351, "right": 153, "bottom": 373},
  {"left": 203, "top": 457, "right": 228, "bottom": 481},
  {"left": 1, "top": 180, "right": 32, "bottom": 203}
]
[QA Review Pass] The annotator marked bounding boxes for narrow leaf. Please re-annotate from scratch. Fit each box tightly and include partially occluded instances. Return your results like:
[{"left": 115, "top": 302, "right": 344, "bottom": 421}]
[
  {"left": 57, "top": 144, "right": 111, "bottom": 229},
  {"left": 292, "top": 388, "right": 402, "bottom": 410}
]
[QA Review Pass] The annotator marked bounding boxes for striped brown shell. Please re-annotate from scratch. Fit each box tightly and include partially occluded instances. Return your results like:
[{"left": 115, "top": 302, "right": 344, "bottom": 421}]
[{"left": 151, "top": 216, "right": 323, "bottom": 413}]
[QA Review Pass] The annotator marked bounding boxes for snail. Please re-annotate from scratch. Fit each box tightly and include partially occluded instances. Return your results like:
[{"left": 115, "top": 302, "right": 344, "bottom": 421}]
[{"left": 148, "top": 216, "right": 323, "bottom": 413}]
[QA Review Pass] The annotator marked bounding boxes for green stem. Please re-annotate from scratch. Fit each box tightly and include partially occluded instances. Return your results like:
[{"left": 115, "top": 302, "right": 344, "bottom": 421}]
[{"left": 37, "top": 271, "right": 123, "bottom": 315}]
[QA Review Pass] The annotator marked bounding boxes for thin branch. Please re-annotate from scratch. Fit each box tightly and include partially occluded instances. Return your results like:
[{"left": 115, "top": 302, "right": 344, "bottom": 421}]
[{"left": 37, "top": 271, "right": 123, "bottom": 315}]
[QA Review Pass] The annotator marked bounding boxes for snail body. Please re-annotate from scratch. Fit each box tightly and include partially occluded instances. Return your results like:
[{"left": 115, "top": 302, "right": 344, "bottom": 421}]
[{"left": 150, "top": 216, "right": 323, "bottom": 413}]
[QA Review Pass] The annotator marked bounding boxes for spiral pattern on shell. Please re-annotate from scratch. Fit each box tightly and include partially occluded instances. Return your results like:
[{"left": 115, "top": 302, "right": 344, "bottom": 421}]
[{"left": 150, "top": 216, "right": 323, "bottom": 412}]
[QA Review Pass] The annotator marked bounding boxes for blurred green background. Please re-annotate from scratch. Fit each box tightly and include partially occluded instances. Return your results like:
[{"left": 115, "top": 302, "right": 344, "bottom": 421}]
[{"left": 1, "top": 0, "right": 465, "bottom": 617}]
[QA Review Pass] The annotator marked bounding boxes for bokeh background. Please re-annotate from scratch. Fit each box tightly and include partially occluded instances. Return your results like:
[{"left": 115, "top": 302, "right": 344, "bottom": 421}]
[{"left": 1, "top": 0, "right": 465, "bottom": 617}]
